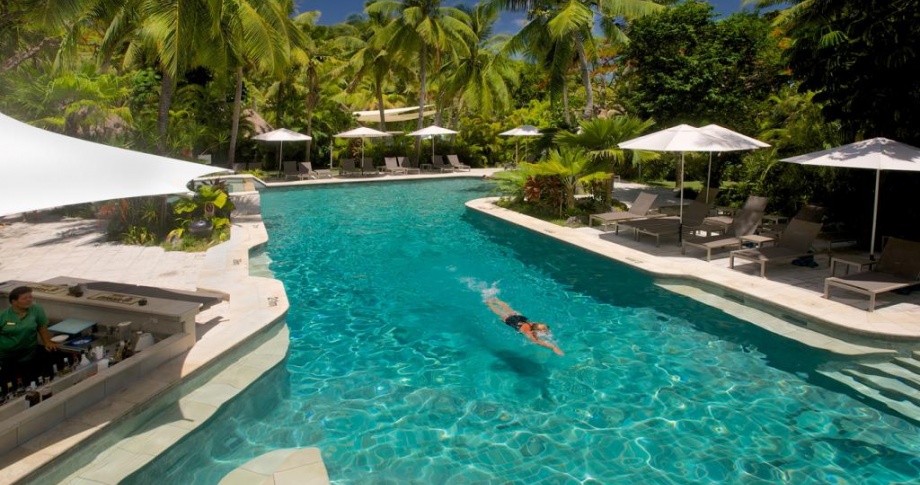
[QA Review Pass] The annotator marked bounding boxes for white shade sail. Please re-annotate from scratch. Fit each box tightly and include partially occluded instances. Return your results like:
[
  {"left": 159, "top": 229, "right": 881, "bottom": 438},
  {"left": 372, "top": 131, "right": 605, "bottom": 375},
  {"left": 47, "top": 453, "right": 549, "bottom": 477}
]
[
  {"left": 353, "top": 106, "right": 436, "bottom": 123},
  {"left": 0, "top": 112, "right": 229, "bottom": 217},
  {"left": 780, "top": 137, "right": 920, "bottom": 256}
]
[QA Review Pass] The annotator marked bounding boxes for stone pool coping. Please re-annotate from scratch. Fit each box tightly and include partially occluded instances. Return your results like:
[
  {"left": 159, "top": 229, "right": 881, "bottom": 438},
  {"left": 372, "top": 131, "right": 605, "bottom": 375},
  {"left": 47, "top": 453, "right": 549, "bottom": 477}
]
[{"left": 465, "top": 197, "right": 920, "bottom": 347}]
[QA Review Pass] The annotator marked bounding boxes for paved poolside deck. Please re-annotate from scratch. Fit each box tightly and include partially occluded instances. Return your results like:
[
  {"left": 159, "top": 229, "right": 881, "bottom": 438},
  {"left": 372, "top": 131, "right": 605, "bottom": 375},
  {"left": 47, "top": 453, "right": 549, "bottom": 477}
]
[{"left": 0, "top": 170, "right": 917, "bottom": 483}]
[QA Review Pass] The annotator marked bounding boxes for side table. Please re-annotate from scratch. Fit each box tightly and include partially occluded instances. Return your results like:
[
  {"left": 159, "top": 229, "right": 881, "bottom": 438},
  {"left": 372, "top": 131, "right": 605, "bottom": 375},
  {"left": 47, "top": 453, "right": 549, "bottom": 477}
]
[
  {"left": 739, "top": 234, "right": 776, "bottom": 248},
  {"left": 829, "top": 255, "right": 877, "bottom": 277}
]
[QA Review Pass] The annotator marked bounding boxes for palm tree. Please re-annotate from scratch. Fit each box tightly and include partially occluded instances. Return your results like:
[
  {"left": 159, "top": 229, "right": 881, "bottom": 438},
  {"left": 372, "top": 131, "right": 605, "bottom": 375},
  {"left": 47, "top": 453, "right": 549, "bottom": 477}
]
[
  {"left": 442, "top": 3, "right": 518, "bottom": 118},
  {"left": 524, "top": 146, "right": 594, "bottom": 210},
  {"left": 367, "top": 0, "right": 475, "bottom": 132},
  {"left": 495, "top": 0, "right": 662, "bottom": 119},
  {"left": 555, "top": 116, "right": 660, "bottom": 177},
  {"left": 335, "top": 10, "right": 399, "bottom": 132},
  {"left": 225, "top": 0, "right": 302, "bottom": 165}
]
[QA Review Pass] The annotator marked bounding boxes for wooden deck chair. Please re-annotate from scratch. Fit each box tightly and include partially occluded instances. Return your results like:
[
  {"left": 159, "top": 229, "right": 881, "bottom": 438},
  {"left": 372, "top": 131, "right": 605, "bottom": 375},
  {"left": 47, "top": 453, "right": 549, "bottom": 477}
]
[
  {"left": 824, "top": 237, "right": 920, "bottom": 311},
  {"left": 681, "top": 207, "right": 765, "bottom": 261},
  {"left": 231, "top": 162, "right": 248, "bottom": 173},
  {"left": 361, "top": 158, "right": 381, "bottom": 176},
  {"left": 446, "top": 154, "right": 471, "bottom": 171},
  {"left": 729, "top": 209, "right": 824, "bottom": 277},
  {"left": 589, "top": 192, "right": 663, "bottom": 233}
]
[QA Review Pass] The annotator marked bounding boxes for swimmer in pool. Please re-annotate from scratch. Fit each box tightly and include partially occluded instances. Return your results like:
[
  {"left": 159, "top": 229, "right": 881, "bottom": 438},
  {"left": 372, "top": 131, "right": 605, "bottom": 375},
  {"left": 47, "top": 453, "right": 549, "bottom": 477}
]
[{"left": 485, "top": 297, "right": 564, "bottom": 356}]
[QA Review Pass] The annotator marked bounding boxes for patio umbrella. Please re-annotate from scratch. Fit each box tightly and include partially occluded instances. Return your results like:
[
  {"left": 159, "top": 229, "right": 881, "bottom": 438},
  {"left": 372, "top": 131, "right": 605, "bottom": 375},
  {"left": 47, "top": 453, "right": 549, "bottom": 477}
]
[
  {"left": 333, "top": 126, "right": 392, "bottom": 166},
  {"left": 0, "top": 112, "right": 228, "bottom": 216},
  {"left": 407, "top": 125, "right": 458, "bottom": 162},
  {"left": 780, "top": 137, "right": 920, "bottom": 257},
  {"left": 252, "top": 128, "right": 312, "bottom": 172},
  {"left": 698, "top": 124, "right": 770, "bottom": 203},
  {"left": 499, "top": 125, "right": 542, "bottom": 165}
]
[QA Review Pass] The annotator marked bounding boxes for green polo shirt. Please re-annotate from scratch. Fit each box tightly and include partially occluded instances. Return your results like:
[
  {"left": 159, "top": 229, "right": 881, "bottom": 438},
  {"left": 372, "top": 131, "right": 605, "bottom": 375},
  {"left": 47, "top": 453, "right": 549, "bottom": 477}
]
[{"left": 0, "top": 305, "right": 49, "bottom": 360}]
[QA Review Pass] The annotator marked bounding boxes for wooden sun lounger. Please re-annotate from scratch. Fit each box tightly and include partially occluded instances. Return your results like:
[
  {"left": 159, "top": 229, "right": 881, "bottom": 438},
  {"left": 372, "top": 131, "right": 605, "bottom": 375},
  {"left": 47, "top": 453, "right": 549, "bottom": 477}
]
[
  {"left": 682, "top": 207, "right": 765, "bottom": 261},
  {"left": 729, "top": 216, "right": 823, "bottom": 277},
  {"left": 589, "top": 192, "right": 662, "bottom": 233},
  {"left": 824, "top": 237, "right": 920, "bottom": 311}
]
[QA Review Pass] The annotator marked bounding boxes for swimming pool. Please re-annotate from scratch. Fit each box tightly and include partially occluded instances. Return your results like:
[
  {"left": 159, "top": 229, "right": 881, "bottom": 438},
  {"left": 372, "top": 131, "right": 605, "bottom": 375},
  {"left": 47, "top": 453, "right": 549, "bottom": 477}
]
[{"left": 126, "top": 179, "right": 920, "bottom": 484}]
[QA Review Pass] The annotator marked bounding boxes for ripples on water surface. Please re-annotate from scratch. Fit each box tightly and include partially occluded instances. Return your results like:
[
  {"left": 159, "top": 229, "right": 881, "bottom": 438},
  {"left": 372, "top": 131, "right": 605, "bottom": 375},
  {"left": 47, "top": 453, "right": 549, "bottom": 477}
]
[{"left": 127, "top": 179, "right": 920, "bottom": 484}]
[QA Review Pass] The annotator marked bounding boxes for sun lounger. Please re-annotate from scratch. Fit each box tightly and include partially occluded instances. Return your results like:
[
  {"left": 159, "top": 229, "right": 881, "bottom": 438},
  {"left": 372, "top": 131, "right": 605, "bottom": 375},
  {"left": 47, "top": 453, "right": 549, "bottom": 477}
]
[
  {"left": 729, "top": 212, "right": 823, "bottom": 277},
  {"left": 682, "top": 207, "right": 764, "bottom": 261},
  {"left": 300, "top": 161, "right": 332, "bottom": 179},
  {"left": 231, "top": 162, "right": 248, "bottom": 173},
  {"left": 620, "top": 200, "right": 713, "bottom": 246},
  {"left": 281, "top": 160, "right": 301, "bottom": 180},
  {"left": 398, "top": 157, "right": 421, "bottom": 174},
  {"left": 431, "top": 156, "right": 454, "bottom": 173},
  {"left": 338, "top": 158, "right": 362, "bottom": 176},
  {"left": 446, "top": 154, "right": 471, "bottom": 171},
  {"left": 380, "top": 157, "right": 408, "bottom": 175},
  {"left": 824, "top": 237, "right": 920, "bottom": 311},
  {"left": 589, "top": 192, "right": 663, "bottom": 232},
  {"left": 703, "top": 195, "right": 768, "bottom": 232}
]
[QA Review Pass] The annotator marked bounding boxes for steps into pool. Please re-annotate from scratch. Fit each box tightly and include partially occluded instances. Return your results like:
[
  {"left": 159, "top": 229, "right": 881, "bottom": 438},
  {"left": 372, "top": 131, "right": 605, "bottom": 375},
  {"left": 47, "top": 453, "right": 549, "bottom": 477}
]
[
  {"left": 655, "top": 281, "right": 896, "bottom": 357},
  {"left": 819, "top": 357, "right": 920, "bottom": 424},
  {"left": 218, "top": 447, "right": 328, "bottom": 485}
]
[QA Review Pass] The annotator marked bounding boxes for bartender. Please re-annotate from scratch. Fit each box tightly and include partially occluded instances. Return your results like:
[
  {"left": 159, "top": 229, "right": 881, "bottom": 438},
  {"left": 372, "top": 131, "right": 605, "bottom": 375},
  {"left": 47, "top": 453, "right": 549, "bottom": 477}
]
[{"left": 0, "top": 286, "right": 58, "bottom": 386}]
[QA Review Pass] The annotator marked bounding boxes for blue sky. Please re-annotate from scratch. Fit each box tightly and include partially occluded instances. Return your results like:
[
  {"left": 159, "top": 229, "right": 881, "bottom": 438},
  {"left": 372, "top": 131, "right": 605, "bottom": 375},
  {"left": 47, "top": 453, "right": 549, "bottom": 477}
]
[{"left": 296, "top": 1, "right": 755, "bottom": 34}]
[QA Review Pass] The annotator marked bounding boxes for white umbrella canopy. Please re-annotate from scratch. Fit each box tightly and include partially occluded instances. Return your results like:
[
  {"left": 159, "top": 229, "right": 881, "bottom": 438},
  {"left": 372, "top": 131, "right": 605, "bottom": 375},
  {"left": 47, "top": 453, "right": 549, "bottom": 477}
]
[
  {"left": 252, "top": 128, "right": 312, "bottom": 171},
  {"left": 0, "top": 112, "right": 228, "bottom": 217},
  {"left": 620, "top": 124, "right": 770, "bottom": 218},
  {"left": 780, "top": 137, "right": 920, "bottom": 256},
  {"left": 334, "top": 126, "right": 392, "bottom": 166},
  {"left": 698, "top": 124, "right": 771, "bottom": 203},
  {"left": 407, "top": 125, "right": 458, "bottom": 161},
  {"left": 499, "top": 125, "right": 542, "bottom": 164}
]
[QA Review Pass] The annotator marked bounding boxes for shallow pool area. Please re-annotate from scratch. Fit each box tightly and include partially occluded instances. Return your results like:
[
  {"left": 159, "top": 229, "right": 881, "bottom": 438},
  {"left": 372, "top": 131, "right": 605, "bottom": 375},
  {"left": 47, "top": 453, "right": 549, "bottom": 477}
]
[{"left": 125, "top": 179, "right": 920, "bottom": 484}]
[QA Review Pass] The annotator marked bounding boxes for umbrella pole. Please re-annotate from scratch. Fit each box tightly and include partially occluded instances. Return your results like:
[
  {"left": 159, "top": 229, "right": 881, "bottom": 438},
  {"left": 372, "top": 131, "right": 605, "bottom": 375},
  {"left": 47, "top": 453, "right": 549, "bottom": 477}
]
[
  {"left": 706, "top": 153, "right": 713, "bottom": 203},
  {"left": 278, "top": 141, "right": 284, "bottom": 176},
  {"left": 361, "top": 138, "right": 365, "bottom": 167},
  {"left": 515, "top": 141, "right": 519, "bottom": 166},
  {"left": 432, "top": 138, "right": 435, "bottom": 162},
  {"left": 679, "top": 152, "right": 685, "bottom": 245},
  {"left": 870, "top": 168, "right": 881, "bottom": 259}
]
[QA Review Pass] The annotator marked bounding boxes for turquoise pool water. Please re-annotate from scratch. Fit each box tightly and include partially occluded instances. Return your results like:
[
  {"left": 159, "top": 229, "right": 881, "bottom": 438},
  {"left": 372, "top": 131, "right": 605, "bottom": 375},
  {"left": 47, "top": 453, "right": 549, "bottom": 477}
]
[{"left": 127, "top": 179, "right": 920, "bottom": 484}]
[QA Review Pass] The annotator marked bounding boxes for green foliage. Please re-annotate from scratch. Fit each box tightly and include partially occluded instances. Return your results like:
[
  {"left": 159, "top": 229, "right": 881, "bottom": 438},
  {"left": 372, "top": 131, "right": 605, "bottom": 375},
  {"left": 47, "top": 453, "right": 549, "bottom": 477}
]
[
  {"left": 778, "top": 0, "right": 920, "bottom": 145},
  {"left": 555, "top": 116, "right": 660, "bottom": 177},
  {"left": 618, "top": 3, "right": 784, "bottom": 131}
]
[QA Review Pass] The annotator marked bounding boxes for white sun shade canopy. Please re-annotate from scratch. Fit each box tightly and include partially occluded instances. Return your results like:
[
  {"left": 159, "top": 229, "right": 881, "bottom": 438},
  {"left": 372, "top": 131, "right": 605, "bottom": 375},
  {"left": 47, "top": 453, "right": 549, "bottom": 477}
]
[
  {"left": 0, "top": 112, "right": 229, "bottom": 217},
  {"left": 698, "top": 124, "right": 770, "bottom": 151},
  {"left": 252, "top": 128, "right": 312, "bottom": 142},
  {"left": 407, "top": 125, "right": 458, "bottom": 137},
  {"left": 780, "top": 137, "right": 920, "bottom": 170},
  {"left": 499, "top": 125, "right": 542, "bottom": 137},
  {"left": 334, "top": 126, "right": 393, "bottom": 138},
  {"left": 353, "top": 106, "right": 436, "bottom": 123}
]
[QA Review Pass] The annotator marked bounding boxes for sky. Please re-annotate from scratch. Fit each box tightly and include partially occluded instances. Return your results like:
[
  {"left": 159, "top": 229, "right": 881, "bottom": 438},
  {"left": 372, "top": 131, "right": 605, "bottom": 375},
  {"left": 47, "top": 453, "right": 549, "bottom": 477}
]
[{"left": 296, "top": 1, "right": 755, "bottom": 34}]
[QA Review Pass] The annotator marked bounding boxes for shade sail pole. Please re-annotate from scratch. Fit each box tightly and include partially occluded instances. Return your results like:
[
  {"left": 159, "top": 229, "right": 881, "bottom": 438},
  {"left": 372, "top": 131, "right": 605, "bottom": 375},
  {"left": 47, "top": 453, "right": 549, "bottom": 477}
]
[{"left": 870, "top": 168, "right": 881, "bottom": 258}]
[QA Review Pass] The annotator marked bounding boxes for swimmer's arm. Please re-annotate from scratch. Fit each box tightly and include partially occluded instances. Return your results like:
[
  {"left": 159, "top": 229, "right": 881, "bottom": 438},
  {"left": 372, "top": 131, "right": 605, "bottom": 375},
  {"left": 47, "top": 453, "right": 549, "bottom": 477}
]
[{"left": 524, "top": 331, "right": 564, "bottom": 356}]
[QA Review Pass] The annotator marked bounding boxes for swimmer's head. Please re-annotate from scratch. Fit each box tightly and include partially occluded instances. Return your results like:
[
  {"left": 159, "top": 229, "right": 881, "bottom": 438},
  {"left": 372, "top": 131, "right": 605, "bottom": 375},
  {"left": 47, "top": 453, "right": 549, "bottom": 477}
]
[{"left": 530, "top": 322, "right": 550, "bottom": 333}]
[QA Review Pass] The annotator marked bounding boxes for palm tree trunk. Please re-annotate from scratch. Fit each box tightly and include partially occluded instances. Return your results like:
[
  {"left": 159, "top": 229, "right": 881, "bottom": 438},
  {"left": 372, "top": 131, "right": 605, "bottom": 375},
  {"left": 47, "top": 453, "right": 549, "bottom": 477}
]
[
  {"left": 305, "top": 68, "right": 319, "bottom": 164},
  {"left": 228, "top": 66, "right": 243, "bottom": 165},
  {"left": 376, "top": 74, "right": 387, "bottom": 132},
  {"left": 415, "top": 43, "right": 427, "bottom": 162},
  {"left": 574, "top": 32, "right": 594, "bottom": 119},
  {"left": 562, "top": 83, "right": 572, "bottom": 126},
  {"left": 157, "top": 70, "right": 174, "bottom": 155}
]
